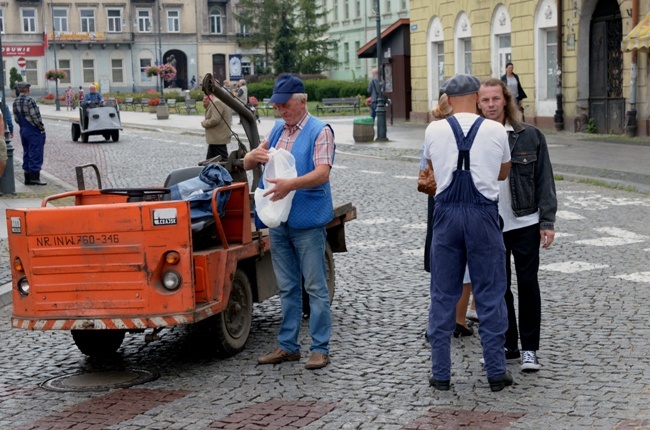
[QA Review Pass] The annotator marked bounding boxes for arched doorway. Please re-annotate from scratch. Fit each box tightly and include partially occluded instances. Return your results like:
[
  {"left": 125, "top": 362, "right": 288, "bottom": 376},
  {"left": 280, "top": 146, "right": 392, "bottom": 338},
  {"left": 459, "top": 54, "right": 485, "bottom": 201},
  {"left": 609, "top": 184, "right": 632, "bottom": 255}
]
[
  {"left": 212, "top": 54, "right": 226, "bottom": 83},
  {"left": 589, "top": 0, "right": 624, "bottom": 133},
  {"left": 163, "top": 49, "right": 188, "bottom": 90}
]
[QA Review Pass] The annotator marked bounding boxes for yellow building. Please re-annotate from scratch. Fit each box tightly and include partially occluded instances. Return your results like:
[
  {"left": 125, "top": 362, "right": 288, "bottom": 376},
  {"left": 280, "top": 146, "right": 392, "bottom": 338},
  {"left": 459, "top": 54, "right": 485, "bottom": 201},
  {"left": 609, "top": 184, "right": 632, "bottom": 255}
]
[{"left": 409, "top": 0, "right": 650, "bottom": 135}]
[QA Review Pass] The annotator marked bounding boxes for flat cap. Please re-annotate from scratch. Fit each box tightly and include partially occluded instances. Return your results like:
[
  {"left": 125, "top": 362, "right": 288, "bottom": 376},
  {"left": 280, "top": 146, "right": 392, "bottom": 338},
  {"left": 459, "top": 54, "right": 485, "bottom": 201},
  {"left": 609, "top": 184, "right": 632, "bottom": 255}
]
[
  {"left": 269, "top": 74, "right": 305, "bottom": 104},
  {"left": 440, "top": 74, "right": 480, "bottom": 97},
  {"left": 16, "top": 81, "right": 31, "bottom": 89}
]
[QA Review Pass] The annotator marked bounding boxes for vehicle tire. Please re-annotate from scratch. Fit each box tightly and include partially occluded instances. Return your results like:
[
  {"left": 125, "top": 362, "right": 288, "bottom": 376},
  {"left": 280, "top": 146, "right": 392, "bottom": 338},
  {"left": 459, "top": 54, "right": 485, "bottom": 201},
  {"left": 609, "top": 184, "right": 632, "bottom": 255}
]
[
  {"left": 81, "top": 132, "right": 89, "bottom": 143},
  {"left": 214, "top": 268, "right": 253, "bottom": 357},
  {"left": 111, "top": 130, "right": 119, "bottom": 142},
  {"left": 71, "top": 124, "right": 80, "bottom": 142},
  {"left": 302, "top": 243, "right": 335, "bottom": 318},
  {"left": 103, "top": 133, "right": 110, "bottom": 141},
  {"left": 71, "top": 330, "right": 125, "bottom": 356}
]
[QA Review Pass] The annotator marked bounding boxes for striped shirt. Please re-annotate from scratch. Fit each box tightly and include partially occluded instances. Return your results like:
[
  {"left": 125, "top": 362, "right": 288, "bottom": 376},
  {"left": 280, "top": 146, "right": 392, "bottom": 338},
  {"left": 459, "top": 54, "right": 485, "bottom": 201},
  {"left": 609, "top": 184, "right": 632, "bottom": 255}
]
[
  {"left": 13, "top": 95, "right": 44, "bottom": 131},
  {"left": 265, "top": 113, "right": 335, "bottom": 166}
]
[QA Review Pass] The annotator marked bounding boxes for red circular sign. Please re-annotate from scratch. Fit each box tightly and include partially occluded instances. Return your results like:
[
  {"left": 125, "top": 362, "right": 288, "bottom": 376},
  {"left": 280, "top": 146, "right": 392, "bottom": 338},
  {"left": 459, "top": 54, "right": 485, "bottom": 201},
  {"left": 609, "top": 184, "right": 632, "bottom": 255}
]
[{"left": 17, "top": 57, "right": 27, "bottom": 68}]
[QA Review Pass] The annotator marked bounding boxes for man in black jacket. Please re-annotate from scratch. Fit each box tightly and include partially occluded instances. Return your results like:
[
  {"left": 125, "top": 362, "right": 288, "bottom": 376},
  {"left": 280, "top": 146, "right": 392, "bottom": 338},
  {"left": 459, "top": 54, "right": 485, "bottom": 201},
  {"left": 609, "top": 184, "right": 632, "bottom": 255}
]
[{"left": 478, "top": 77, "right": 557, "bottom": 373}]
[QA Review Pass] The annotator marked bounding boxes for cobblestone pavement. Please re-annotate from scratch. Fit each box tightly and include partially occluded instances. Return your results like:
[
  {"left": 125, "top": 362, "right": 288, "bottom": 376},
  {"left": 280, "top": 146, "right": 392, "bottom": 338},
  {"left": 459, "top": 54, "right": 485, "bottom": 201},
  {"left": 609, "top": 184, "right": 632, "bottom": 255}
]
[{"left": 1, "top": 120, "right": 650, "bottom": 429}]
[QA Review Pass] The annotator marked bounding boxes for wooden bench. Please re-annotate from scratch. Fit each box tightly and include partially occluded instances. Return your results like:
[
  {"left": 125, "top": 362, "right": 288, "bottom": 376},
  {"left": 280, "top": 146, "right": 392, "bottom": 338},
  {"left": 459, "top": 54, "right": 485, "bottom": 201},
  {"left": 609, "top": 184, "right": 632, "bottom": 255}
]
[
  {"left": 120, "top": 97, "right": 134, "bottom": 111},
  {"left": 259, "top": 98, "right": 274, "bottom": 115},
  {"left": 138, "top": 98, "right": 150, "bottom": 111},
  {"left": 181, "top": 100, "right": 199, "bottom": 115},
  {"left": 315, "top": 97, "right": 361, "bottom": 116},
  {"left": 166, "top": 98, "right": 179, "bottom": 113}
]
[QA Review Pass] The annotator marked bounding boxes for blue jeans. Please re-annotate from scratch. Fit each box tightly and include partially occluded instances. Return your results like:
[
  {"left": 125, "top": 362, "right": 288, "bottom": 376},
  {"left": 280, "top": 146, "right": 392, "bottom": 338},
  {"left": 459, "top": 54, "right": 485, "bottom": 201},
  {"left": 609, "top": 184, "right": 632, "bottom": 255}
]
[{"left": 269, "top": 224, "right": 331, "bottom": 355}]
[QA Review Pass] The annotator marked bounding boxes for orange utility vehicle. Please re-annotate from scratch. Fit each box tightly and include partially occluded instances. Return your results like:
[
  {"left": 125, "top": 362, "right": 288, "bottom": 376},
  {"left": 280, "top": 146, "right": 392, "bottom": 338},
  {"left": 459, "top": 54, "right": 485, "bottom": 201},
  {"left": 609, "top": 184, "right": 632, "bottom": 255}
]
[{"left": 7, "top": 76, "right": 356, "bottom": 357}]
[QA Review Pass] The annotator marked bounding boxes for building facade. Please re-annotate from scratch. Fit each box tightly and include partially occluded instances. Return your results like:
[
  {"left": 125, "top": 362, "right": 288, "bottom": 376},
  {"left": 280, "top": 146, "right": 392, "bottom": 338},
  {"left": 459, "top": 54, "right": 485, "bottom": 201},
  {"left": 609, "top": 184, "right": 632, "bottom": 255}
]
[
  {"left": 2, "top": 0, "right": 246, "bottom": 96},
  {"left": 324, "top": 0, "right": 408, "bottom": 81},
  {"left": 409, "top": 0, "right": 650, "bottom": 135}
]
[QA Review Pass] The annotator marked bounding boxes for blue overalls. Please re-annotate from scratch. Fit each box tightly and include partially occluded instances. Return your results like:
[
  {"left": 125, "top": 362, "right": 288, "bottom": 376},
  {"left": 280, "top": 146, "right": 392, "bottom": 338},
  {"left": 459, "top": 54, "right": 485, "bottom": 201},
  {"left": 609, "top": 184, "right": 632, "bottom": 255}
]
[
  {"left": 427, "top": 116, "right": 508, "bottom": 380},
  {"left": 15, "top": 112, "right": 46, "bottom": 173}
]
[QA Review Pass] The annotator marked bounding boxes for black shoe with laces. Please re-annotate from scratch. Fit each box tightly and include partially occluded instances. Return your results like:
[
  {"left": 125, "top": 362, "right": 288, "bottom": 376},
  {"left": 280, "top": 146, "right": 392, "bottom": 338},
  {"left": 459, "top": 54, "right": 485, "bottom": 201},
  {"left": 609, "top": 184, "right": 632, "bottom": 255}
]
[
  {"left": 487, "top": 371, "right": 514, "bottom": 392},
  {"left": 429, "top": 377, "right": 450, "bottom": 391}
]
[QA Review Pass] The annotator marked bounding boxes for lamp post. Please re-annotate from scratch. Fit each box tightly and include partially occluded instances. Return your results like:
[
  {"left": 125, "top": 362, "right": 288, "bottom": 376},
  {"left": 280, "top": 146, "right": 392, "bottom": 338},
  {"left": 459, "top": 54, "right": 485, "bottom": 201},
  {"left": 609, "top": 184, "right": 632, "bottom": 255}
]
[
  {"left": 156, "top": 0, "right": 165, "bottom": 104},
  {"left": 50, "top": 2, "right": 61, "bottom": 111},
  {"left": 374, "top": 0, "right": 387, "bottom": 141},
  {"left": 0, "top": 29, "right": 16, "bottom": 195}
]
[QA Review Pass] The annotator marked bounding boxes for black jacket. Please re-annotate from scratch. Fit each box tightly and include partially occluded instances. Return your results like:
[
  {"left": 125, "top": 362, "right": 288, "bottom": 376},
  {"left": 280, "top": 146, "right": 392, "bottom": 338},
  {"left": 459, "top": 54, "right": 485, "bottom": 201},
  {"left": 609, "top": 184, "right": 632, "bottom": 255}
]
[
  {"left": 501, "top": 73, "right": 528, "bottom": 103},
  {"left": 506, "top": 120, "right": 556, "bottom": 231}
]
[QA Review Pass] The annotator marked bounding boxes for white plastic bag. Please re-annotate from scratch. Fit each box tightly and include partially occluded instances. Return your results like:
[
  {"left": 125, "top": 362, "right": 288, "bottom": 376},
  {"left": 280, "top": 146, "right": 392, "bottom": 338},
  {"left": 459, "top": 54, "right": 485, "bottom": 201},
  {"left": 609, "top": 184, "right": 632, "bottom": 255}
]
[{"left": 254, "top": 147, "right": 298, "bottom": 228}]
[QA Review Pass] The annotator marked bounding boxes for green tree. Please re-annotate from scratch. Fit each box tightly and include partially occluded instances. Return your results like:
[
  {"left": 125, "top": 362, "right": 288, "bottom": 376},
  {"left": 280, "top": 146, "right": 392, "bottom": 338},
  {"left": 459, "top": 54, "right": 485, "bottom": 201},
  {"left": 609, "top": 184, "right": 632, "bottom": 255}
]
[
  {"left": 273, "top": 3, "right": 299, "bottom": 73},
  {"left": 295, "top": 0, "right": 338, "bottom": 74},
  {"left": 234, "top": 0, "right": 281, "bottom": 73},
  {"left": 9, "top": 67, "right": 23, "bottom": 93}
]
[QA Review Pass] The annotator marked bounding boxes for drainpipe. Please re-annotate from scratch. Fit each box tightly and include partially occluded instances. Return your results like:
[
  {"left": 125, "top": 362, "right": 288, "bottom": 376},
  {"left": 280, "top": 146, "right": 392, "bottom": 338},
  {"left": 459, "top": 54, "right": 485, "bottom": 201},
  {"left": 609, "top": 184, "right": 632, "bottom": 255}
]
[
  {"left": 554, "top": 0, "right": 564, "bottom": 131},
  {"left": 626, "top": 0, "right": 639, "bottom": 137}
]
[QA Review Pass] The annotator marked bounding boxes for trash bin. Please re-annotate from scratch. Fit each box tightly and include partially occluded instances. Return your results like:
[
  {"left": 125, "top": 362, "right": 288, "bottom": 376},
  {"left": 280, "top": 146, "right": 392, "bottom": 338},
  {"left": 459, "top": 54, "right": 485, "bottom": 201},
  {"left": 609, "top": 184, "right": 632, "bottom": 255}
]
[{"left": 353, "top": 117, "right": 375, "bottom": 143}]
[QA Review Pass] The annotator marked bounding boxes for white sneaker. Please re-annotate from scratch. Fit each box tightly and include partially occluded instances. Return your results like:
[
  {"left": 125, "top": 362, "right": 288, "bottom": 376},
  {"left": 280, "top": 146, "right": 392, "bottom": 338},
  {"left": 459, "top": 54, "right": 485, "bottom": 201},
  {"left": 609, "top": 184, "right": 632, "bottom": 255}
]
[{"left": 521, "top": 350, "right": 542, "bottom": 372}]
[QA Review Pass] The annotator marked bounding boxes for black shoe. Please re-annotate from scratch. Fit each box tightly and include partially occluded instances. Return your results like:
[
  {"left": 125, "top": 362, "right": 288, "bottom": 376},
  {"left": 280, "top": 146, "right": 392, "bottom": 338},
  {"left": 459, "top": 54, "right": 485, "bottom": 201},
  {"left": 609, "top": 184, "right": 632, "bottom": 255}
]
[
  {"left": 29, "top": 172, "right": 47, "bottom": 186},
  {"left": 487, "top": 371, "right": 514, "bottom": 392},
  {"left": 453, "top": 323, "right": 474, "bottom": 338},
  {"left": 429, "top": 377, "right": 450, "bottom": 391}
]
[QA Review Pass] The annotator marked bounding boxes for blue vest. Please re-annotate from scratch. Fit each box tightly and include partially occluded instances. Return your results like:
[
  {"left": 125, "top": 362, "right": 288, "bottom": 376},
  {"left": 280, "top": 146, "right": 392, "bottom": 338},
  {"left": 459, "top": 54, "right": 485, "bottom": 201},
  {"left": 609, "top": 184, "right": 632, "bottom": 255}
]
[{"left": 256, "top": 116, "right": 335, "bottom": 229}]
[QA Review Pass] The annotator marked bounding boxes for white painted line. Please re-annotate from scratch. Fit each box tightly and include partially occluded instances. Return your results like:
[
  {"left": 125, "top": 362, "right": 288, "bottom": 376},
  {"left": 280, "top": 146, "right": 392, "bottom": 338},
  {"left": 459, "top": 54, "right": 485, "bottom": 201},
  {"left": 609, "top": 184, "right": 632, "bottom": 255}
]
[
  {"left": 332, "top": 165, "right": 348, "bottom": 169},
  {"left": 556, "top": 210, "right": 585, "bottom": 220},
  {"left": 644, "top": 248, "right": 650, "bottom": 252},
  {"left": 593, "top": 227, "right": 648, "bottom": 240},
  {"left": 576, "top": 237, "right": 645, "bottom": 247},
  {"left": 540, "top": 261, "right": 609, "bottom": 273},
  {"left": 402, "top": 249, "right": 424, "bottom": 256},
  {"left": 357, "top": 218, "right": 401, "bottom": 225},
  {"left": 360, "top": 170, "right": 383, "bottom": 175},
  {"left": 554, "top": 232, "right": 574, "bottom": 238},
  {"left": 393, "top": 175, "right": 418, "bottom": 180},
  {"left": 612, "top": 272, "right": 650, "bottom": 284}
]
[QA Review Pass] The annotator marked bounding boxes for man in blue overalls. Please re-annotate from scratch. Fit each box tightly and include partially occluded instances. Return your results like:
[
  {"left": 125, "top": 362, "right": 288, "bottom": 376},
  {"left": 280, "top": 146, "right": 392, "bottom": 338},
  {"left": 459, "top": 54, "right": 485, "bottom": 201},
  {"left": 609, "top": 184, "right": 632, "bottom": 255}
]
[
  {"left": 423, "top": 74, "right": 512, "bottom": 391},
  {"left": 12, "top": 81, "right": 47, "bottom": 186}
]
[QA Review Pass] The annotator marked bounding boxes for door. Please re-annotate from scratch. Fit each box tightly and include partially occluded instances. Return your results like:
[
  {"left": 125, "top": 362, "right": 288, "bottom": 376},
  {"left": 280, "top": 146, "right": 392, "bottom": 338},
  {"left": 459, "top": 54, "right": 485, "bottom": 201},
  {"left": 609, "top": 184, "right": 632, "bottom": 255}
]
[{"left": 212, "top": 54, "right": 226, "bottom": 83}]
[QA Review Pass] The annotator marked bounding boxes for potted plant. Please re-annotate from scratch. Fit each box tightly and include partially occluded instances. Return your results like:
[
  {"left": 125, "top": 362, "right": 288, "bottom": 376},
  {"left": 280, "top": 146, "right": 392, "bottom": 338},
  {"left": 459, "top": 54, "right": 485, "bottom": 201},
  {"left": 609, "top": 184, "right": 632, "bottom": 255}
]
[
  {"left": 42, "top": 93, "right": 56, "bottom": 105},
  {"left": 148, "top": 97, "right": 160, "bottom": 113},
  {"left": 45, "top": 69, "right": 67, "bottom": 81}
]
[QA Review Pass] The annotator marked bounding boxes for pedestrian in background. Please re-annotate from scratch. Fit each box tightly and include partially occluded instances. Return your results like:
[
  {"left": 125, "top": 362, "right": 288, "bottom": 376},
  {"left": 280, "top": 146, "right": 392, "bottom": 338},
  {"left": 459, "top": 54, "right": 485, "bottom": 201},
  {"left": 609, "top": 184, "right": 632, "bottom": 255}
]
[
  {"left": 367, "top": 68, "right": 381, "bottom": 120},
  {"left": 500, "top": 62, "right": 527, "bottom": 121},
  {"left": 201, "top": 94, "right": 232, "bottom": 161},
  {"left": 423, "top": 74, "right": 512, "bottom": 392},
  {"left": 0, "top": 102, "right": 7, "bottom": 182},
  {"left": 12, "top": 82, "right": 47, "bottom": 186},
  {"left": 77, "top": 86, "right": 85, "bottom": 106},
  {"left": 65, "top": 86, "right": 74, "bottom": 111},
  {"left": 2, "top": 100, "right": 14, "bottom": 140},
  {"left": 478, "top": 77, "right": 557, "bottom": 372},
  {"left": 243, "top": 74, "right": 336, "bottom": 370},
  {"left": 236, "top": 79, "right": 248, "bottom": 105}
]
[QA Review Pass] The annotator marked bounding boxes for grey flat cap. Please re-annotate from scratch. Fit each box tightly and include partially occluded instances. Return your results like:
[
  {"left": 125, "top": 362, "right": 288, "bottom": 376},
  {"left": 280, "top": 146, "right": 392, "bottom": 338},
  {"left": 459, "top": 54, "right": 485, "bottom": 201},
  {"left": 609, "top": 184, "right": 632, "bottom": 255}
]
[
  {"left": 16, "top": 82, "right": 31, "bottom": 89},
  {"left": 440, "top": 74, "right": 480, "bottom": 97}
]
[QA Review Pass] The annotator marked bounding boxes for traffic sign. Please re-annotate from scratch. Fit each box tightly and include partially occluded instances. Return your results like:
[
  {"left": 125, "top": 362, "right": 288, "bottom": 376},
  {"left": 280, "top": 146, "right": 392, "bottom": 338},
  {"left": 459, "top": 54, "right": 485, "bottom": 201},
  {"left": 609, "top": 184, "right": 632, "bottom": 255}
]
[{"left": 17, "top": 57, "right": 27, "bottom": 68}]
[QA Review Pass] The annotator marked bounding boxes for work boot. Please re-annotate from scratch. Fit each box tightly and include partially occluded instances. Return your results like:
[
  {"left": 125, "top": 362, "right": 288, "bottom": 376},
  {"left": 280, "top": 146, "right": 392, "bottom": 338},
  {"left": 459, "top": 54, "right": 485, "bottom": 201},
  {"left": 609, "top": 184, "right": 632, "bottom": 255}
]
[
  {"left": 29, "top": 172, "right": 47, "bottom": 186},
  {"left": 24, "top": 171, "right": 31, "bottom": 185}
]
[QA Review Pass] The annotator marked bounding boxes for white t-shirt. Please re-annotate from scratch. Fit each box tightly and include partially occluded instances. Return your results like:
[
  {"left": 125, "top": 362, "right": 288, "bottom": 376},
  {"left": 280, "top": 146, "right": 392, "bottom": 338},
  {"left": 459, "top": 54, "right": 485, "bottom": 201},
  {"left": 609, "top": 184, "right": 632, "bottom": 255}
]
[
  {"left": 423, "top": 112, "right": 510, "bottom": 201},
  {"left": 498, "top": 122, "right": 539, "bottom": 232}
]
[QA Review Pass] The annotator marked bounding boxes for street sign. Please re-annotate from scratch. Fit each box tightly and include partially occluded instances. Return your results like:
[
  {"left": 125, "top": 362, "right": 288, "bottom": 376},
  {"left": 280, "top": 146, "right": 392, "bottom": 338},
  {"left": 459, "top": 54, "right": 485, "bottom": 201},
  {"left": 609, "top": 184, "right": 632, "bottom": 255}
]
[{"left": 17, "top": 57, "right": 27, "bottom": 68}]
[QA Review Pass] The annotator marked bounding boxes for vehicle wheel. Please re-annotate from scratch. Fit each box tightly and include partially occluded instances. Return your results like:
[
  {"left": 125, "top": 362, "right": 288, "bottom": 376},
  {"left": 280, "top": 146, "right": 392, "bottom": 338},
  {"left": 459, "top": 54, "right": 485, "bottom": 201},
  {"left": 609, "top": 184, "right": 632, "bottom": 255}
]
[
  {"left": 302, "top": 243, "right": 335, "bottom": 318},
  {"left": 111, "top": 130, "right": 119, "bottom": 142},
  {"left": 71, "top": 124, "right": 80, "bottom": 142},
  {"left": 71, "top": 330, "right": 125, "bottom": 356},
  {"left": 81, "top": 132, "right": 89, "bottom": 143},
  {"left": 214, "top": 268, "right": 253, "bottom": 357},
  {"left": 103, "top": 133, "right": 110, "bottom": 141}
]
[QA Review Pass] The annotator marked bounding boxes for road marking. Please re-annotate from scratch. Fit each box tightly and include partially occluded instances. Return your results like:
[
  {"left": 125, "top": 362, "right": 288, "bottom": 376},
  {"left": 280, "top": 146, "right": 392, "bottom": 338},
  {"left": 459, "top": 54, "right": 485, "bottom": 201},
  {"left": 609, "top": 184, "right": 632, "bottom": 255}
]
[
  {"left": 393, "top": 175, "right": 418, "bottom": 180},
  {"left": 575, "top": 227, "right": 648, "bottom": 246},
  {"left": 360, "top": 170, "right": 383, "bottom": 175},
  {"left": 540, "top": 261, "right": 609, "bottom": 273},
  {"left": 357, "top": 218, "right": 401, "bottom": 225},
  {"left": 612, "top": 272, "right": 650, "bottom": 284},
  {"left": 554, "top": 232, "right": 574, "bottom": 238},
  {"left": 563, "top": 193, "right": 650, "bottom": 210},
  {"left": 403, "top": 223, "right": 427, "bottom": 229},
  {"left": 556, "top": 210, "right": 585, "bottom": 220},
  {"left": 332, "top": 165, "right": 348, "bottom": 169}
]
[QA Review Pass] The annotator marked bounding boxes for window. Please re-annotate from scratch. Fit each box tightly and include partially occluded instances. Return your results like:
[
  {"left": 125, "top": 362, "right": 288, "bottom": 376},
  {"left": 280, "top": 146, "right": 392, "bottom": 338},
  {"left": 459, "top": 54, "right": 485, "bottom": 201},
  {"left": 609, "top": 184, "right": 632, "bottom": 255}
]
[
  {"left": 400, "top": 0, "right": 406, "bottom": 11},
  {"left": 545, "top": 29, "right": 558, "bottom": 100},
  {"left": 138, "top": 9, "right": 152, "bottom": 33},
  {"left": 111, "top": 59, "right": 124, "bottom": 83},
  {"left": 167, "top": 10, "right": 180, "bottom": 32},
  {"left": 107, "top": 9, "right": 122, "bottom": 33},
  {"left": 385, "top": 0, "right": 391, "bottom": 13},
  {"left": 80, "top": 9, "right": 96, "bottom": 33},
  {"left": 354, "top": 41, "right": 360, "bottom": 67},
  {"left": 343, "top": 42, "right": 349, "bottom": 68},
  {"left": 355, "top": 0, "right": 361, "bottom": 17},
  {"left": 82, "top": 59, "right": 95, "bottom": 83},
  {"left": 21, "top": 8, "right": 37, "bottom": 33},
  {"left": 59, "top": 59, "right": 71, "bottom": 84},
  {"left": 210, "top": 9, "right": 222, "bottom": 34},
  {"left": 26, "top": 60, "right": 38, "bottom": 85},
  {"left": 242, "top": 56, "right": 252, "bottom": 76},
  {"left": 0, "top": 9, "right": 4, "bottom": 34},
  {"left": 498, "top": 35, "right": 512, "bottom": 76},
  {"left": 240, "top": 23, "right": 249, "bottom": 35},
  {"left": 333, "top": 0, "right": 338, "bottom": 21},
  {"left": 53, "top": 8, "right": 68, "bottom": 32},
  {"left": 463, "top": 39, "right": 472, "bottom": 74},
  {"left": 344, "top": 0, "right": 349, "bottom": 19},
  {"left": 436, "top": 42, "right": 444, "bottom": 89},
  {"left": 140, "top": 58, "right": 152, "bottom": 82}
]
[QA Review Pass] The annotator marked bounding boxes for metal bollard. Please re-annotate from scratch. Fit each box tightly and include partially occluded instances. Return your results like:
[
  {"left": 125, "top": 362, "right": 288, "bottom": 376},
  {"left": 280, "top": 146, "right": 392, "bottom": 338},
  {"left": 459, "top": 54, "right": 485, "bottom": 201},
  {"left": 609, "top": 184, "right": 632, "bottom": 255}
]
[{"left": 0, "top": 131, "right": 15, "bottom": 196}]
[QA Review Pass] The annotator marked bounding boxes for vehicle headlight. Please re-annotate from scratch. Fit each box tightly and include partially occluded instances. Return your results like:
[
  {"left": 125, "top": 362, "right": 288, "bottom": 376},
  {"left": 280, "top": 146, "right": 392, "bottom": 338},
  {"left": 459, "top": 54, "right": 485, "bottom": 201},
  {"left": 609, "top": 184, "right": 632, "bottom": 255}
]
[
  {"left": 17, "top": 277, "right": 30, "bottom": 296},
  {"left": 13, "top": 258, "right": 24, "bottom": 272},
  {"left": 162, "top": 270, "right": 181, "bottom": 291}
]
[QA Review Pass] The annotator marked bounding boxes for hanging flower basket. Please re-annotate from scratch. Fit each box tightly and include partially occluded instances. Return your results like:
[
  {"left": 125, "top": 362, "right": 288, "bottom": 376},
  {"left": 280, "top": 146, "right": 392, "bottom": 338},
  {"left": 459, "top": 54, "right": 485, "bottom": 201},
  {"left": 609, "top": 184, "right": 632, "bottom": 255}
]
[
  {"left": 156, "top": 64, "right": 177, "bottom": 82},
  {"left": 45, "top": 69, "right": 67, "bottom": 81},
  {"left": 145, "top": 66, "right": 159, "bottom": 78}
]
